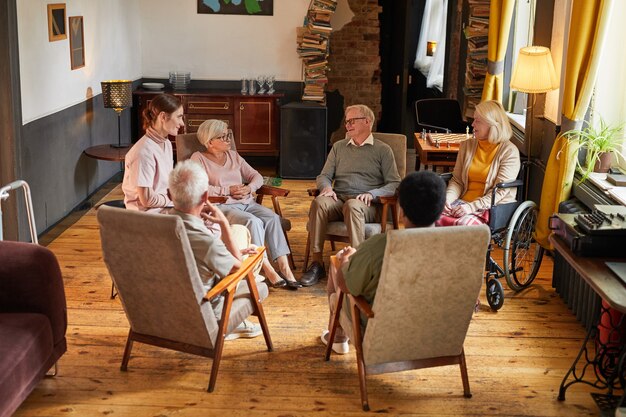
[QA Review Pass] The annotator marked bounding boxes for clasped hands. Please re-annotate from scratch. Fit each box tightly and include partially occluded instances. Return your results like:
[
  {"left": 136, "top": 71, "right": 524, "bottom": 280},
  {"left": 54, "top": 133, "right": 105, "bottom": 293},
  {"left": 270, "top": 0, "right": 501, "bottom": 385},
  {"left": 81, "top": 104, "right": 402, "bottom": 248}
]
[
  {"left": 319, "top": 187, "right": 374, "bottom": 206},
  {"left": 229, "top": 183, "right": 251, "bottom": 200},
  {"left": 443, "top": 201, "right": 472, "bottom": 218}
]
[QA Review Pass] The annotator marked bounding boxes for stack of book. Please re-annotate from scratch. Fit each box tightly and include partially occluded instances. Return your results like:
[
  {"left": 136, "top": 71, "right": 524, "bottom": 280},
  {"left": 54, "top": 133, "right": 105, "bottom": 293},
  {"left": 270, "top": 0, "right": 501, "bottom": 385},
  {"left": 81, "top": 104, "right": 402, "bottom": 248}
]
[
  {"left": 297, "top": 0, "right": 337, "bottom": 103},
  {"left": 463, "top": 0, "right": 489, "bottom": 118}
]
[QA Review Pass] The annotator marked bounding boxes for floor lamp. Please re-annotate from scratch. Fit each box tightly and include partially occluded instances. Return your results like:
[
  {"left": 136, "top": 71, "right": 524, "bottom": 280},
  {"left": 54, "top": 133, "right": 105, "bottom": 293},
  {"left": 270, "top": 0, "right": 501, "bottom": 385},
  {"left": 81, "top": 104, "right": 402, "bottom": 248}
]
[
  {"left": 510, "top": 46, "right": 559, "bottom": 198},
  {"left": 101, "top": 80, "right": 133, "bottom": 148}
]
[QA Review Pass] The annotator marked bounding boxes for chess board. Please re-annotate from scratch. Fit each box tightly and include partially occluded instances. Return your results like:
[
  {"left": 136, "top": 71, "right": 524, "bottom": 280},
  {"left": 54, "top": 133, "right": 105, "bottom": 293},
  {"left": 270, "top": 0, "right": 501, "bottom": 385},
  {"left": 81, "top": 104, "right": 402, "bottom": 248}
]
[{"left": 425, "top": 133, "right": 470, "bottom": 148}]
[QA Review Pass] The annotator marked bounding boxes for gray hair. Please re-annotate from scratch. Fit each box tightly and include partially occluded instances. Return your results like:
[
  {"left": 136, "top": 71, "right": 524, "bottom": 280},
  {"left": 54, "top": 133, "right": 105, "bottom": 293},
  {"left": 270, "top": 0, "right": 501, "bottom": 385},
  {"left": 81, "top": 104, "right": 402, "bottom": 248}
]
[
  {"left": 197, "top": 119, "right": 228, "bottom": 148},
  {"left": 345, "top": 104, "right": 376, "bottom": 127},
  {"left": 168, "top": 160, "right": 208, "bottom": 211}
]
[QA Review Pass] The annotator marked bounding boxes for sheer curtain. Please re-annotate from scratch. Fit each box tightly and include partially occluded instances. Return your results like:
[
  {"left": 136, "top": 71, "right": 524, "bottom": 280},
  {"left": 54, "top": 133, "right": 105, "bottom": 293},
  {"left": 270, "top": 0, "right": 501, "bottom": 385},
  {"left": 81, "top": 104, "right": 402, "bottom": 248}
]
[{"left": 414, "top": 0, "right": 447, "bottom": 91}]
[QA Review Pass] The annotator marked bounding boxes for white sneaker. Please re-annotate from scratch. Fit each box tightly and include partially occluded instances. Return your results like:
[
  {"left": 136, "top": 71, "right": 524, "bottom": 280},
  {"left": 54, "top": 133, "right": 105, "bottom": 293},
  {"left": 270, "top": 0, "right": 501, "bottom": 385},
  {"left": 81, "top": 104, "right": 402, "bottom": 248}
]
[
  {"left": 225, "top": 319, "right": 262, "bottom": 341},
  {"left": 321, "top": 329, "right": 349, "bottom": 354}
]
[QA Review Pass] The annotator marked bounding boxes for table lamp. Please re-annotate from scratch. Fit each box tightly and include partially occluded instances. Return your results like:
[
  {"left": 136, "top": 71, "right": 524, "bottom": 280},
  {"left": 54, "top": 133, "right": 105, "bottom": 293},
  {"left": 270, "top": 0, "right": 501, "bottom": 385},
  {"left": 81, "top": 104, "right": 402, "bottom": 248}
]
[
  {"left": 101, "top": 80, "right": 132, "bottom": 148},
  {"left": 427, "top": 41, "right": 437, "bottom": 57}
]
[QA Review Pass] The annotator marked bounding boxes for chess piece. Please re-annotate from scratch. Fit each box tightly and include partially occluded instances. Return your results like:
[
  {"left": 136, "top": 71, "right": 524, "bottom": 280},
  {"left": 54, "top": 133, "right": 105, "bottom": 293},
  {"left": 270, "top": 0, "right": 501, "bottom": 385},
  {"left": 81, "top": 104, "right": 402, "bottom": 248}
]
[{"left": 466, "top": 125, "right": 470, "bottom": 140}]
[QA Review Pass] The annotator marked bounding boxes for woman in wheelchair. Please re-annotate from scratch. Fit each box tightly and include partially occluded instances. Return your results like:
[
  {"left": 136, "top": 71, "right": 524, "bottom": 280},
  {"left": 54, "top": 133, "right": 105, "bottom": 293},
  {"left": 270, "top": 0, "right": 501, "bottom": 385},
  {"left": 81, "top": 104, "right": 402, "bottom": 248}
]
[
  {"left": 437, "top": 100, "right": 520, "bottom": 226},
  {"left": 190, "top": 119, "right": 300, "bottom": 290}
]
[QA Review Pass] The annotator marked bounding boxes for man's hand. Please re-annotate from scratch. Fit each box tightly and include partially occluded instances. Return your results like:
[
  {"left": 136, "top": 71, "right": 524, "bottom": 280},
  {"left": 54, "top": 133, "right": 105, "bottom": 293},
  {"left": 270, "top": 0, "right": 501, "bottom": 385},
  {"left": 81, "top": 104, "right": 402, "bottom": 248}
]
[
  {"left": 319, "top": 186, "right": 337, "bottom": 201},
  {"left": 356, "top": 192, "right": 374, "bottom": 206},
  {"left": 229, "top": 184, "right": 251, "bottom": 200},
  {"left": 336, "top": 246, "right": 356, "bottom": 264},
  {"left": 201, "top": 200, "right": 229, "bottom": 226},
  {"left": 241, "top": 246, "right": 260, "bottom": 256}
]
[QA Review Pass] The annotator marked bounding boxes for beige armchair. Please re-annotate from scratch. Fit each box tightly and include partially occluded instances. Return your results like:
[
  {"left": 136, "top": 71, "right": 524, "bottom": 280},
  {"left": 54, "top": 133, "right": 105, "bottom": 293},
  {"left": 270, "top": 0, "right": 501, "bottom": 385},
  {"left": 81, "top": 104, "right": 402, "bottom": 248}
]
[
  {"left": 326, "top": 225, "right": 490, "bottom": 410},
  {"left": 97, "top": 205, "right": 272, "bottom": 392},
  {"left": 175, "top": 133, "right": 295, "bottom": 268},
  {"left": 303, "top": 132, "right": 407, "bottom": 270}
]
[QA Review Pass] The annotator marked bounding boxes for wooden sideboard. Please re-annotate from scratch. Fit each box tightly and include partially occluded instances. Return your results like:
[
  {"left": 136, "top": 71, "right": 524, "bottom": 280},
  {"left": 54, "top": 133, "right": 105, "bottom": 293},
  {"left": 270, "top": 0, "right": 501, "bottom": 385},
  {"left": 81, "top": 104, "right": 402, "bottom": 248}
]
[{"left": 133, "top": 89, "right": 284, "bottom": 156}]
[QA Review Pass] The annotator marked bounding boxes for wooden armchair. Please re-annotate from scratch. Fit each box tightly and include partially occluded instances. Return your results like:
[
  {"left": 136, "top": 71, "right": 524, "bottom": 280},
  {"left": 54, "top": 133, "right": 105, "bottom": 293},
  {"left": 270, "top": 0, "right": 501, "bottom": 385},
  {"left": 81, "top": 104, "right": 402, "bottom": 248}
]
[
  {"left": 97, "top": 205, "right": 272, "bottom": 392},
  {"left": 303, "top": 132, "right": 407, "bottom": 270},
  {"left": 325, "top": 226, "right": 490, "bottom": 410},
  {"left": 175, "top": 133, "right": 295, "bottom": 268}
]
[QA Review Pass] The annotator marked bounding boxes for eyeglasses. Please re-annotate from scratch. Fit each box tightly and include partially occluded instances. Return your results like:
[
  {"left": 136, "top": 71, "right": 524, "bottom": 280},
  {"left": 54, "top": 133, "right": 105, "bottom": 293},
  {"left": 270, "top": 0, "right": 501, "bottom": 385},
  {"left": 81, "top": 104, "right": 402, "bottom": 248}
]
[
  {"left": 344, "top": 117, "right": 367, "bottom": 126},
  {"left": 212, "top": 129, "right": 233, "bottom": 143}
]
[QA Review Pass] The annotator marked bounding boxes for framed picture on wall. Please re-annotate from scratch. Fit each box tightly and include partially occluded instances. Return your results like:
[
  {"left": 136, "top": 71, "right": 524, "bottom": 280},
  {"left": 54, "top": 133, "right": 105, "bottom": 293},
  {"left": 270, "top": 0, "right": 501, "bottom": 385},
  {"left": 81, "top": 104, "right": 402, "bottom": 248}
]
[
  {"left": 197, "top": 0, "right": 273, "bottom": 16},
  {"left": 69, "top": 16, "right": 85, "bottom": 70},
  {"left": 47, "top": 3, "right": 67, "bottom": 41}
]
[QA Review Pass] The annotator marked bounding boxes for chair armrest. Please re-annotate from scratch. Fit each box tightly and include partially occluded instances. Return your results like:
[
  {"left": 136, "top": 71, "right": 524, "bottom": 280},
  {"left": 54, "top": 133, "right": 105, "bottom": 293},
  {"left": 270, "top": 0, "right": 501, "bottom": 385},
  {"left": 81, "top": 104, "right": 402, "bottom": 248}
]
[
  {"left": 257, "top": 185, "right": 289, "bottom": 198},
  {"left": 379, "top": 195, "right": 397, "bottom": 205},
  {"left": 308, "top": 188, "right": 320, "bottom": 197},
  {"left": 208, "top": 196, "right": 228, "bottom": 204},
  {"left": 204, "top": 247, "right": 266, "bottom": 301},
  {"left": 0, "top": 241, "right": 67, "bottom": 345},
  {"left": 347, "top": 293, "right": 375, "bottom": 318}
]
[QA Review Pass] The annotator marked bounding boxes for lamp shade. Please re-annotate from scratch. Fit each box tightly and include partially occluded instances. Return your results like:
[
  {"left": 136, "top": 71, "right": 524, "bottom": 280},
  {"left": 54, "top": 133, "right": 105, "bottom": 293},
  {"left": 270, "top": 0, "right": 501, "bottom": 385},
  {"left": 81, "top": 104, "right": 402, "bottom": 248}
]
[
  {"left": 510, "top": 46, "right": 559, "bottom": 93},
  {"left": 101, "top": 80, "right": 132, "bottom": 110}
]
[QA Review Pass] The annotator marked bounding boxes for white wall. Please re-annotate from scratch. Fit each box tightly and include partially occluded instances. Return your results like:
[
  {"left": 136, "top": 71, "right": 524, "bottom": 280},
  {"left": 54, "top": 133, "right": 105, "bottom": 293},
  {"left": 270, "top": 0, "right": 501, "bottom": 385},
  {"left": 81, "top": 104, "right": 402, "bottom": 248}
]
[
  {"left": 17, "top": 0, "right": 142, "bottom": 124},
  {"left": 138, "top": 0, "right": 309, "bottom": 81}
]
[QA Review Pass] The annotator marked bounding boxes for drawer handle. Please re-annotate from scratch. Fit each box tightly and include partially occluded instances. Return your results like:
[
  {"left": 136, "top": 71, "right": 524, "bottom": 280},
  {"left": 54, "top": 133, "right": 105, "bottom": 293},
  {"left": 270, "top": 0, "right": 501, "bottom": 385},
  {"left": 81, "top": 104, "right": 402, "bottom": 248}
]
[
  {"left": 240, "top": 104, "right": 244, "bottom": 110},
  {"left": 189, "top": 102, "right": 229, "bottom": 110},
  {"left": 188, "top": 120, "right": 203, "bottom": 127}
]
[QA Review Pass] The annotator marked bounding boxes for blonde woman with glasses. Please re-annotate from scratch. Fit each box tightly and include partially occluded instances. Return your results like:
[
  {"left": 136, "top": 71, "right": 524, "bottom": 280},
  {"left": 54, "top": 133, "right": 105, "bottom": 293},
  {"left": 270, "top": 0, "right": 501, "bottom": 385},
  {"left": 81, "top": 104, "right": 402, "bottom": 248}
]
[{"left": 191, "top": 119, "right": 300, "bottom": 290}]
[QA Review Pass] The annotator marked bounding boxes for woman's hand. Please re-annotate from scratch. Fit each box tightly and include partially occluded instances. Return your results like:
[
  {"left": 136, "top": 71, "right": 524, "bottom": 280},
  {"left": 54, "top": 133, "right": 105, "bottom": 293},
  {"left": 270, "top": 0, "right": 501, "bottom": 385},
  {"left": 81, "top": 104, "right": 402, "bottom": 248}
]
[
  {"left": 229, "top": 184, "right": 251, "bottom": 199},
  {"left": 450, "top": 203, "right": 471, "bottom": 218}
]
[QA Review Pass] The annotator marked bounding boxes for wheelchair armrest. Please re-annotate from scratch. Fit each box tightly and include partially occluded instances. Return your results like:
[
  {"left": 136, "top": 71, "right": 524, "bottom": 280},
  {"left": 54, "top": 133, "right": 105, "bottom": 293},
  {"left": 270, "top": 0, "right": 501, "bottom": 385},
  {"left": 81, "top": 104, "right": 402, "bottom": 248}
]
[
  {"left": 308, "top": 188, "right": 320, "bottom": 197},
  {"left": 490, "top": 179, "right": 523, "bottom": 208},
  {"left": 439, "top": 172, "right": 453, "bottom": 184},
  {"left": 417, "top": 122, "right": 451, "bottom": 133}
]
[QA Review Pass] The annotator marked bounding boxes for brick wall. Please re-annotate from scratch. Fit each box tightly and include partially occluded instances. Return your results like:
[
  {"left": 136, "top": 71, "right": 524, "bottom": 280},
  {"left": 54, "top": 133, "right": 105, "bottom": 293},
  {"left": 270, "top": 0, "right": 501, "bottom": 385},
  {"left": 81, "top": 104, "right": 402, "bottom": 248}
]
[{"left": 327, "top": 0, "right": 382, "bottom": 141}]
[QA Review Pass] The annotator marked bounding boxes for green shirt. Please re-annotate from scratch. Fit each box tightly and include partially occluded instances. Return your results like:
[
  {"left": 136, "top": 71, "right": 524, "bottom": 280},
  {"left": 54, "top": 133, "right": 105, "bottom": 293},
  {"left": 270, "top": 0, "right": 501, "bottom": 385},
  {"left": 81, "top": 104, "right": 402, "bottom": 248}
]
[{"left": 343, "top": 233, "right": 387, "bottom": 330}]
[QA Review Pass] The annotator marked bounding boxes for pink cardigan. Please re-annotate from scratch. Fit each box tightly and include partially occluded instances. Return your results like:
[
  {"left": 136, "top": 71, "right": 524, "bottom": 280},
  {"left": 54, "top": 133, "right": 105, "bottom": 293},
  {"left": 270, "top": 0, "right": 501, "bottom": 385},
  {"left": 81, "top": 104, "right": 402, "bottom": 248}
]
[{"left": 190, "top": 150, "right": 263, "bottom": 205}]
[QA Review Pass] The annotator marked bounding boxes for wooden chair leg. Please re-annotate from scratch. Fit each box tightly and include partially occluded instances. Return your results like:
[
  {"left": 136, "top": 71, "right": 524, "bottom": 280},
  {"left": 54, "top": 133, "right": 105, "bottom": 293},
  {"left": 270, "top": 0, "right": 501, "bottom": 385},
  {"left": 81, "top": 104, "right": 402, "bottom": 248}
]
[
  {"left": 459, "top": 348, "right": 472, "bottom": 398},
  {"left": 121, "top": 330, "right": 134, "bottom": 371},
  {"left": 208, "top": 291, "right": 235, "bottom": 392},
  {"left": 303, "top": 232, "right": 311, "bottom": 272},
  {"left": 246, "top": 273, "right": 273, "bottom": 352},
  {"left": 330, "top": 240, "right": 336, "bottom": 251},
  {"left": 325, "top": 290, "right": 344, "bottom": 361},
  {"left": 351, "top": 300, "right": 369, "bottom": 411}
]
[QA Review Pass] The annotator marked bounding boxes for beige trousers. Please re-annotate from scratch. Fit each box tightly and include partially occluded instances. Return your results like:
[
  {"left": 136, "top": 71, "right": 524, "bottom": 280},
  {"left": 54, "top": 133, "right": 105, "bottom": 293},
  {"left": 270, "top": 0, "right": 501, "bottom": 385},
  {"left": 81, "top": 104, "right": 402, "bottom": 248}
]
[{"left": 308, "top": 195, "right": 379, "bottom": 253}]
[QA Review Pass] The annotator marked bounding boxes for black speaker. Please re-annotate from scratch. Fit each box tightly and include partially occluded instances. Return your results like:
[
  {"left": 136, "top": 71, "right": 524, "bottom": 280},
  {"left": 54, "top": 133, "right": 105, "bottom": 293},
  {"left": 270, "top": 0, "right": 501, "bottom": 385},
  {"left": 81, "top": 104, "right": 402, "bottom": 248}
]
[{"left": 280, "top": 102, "right": 327, "bottom": 179}]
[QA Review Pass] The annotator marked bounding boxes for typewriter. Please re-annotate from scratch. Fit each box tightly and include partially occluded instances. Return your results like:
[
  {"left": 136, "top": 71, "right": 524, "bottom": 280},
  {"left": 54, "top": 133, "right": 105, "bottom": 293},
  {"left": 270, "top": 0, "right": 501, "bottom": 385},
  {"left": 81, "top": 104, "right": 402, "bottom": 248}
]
[{"left": 549, "top": 205, "right": 626, "bottom": 257}]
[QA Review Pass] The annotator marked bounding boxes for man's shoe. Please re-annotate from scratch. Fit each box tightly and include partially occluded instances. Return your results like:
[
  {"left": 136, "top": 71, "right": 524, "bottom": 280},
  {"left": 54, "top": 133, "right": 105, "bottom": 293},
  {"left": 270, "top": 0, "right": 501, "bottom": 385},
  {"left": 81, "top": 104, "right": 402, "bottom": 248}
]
[
  {"left": 321, "top": 330, "right": 349, "bottom": 354},
  {"left": 300, "top": 261, "right": 325, "bottom": 287},
  {"left": 225, "top": 319, "right": 262, "bottom": 341}
]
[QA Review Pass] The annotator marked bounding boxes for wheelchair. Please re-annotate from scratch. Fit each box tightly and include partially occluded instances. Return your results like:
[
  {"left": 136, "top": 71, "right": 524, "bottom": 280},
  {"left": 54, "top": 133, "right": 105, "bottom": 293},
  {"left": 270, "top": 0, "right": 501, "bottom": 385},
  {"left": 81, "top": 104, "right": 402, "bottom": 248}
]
[{"left": 442, "top": 161, "right": 545, "bottom": 310}]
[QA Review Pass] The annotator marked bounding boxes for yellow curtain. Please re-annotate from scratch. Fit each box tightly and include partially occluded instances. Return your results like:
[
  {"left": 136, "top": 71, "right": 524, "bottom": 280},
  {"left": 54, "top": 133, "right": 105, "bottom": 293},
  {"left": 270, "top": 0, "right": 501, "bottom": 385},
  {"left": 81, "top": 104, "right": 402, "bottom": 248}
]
[
  {"left": 481, "top": 0, "right": 515, "bottom": 102},
  {"left": 535, "top": 0, "right": 614, "bottom": 249}
]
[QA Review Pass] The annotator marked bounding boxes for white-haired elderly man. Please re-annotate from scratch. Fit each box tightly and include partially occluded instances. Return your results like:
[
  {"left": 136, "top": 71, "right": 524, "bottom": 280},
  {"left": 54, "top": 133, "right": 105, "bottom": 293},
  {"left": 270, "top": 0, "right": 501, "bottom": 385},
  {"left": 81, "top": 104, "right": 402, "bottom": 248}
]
[
  {"left": 301, "top": 104, "right": 401, "bottom": 287},
  {"left": 167, "top": 159, "right": 263, "bottom": 340}
]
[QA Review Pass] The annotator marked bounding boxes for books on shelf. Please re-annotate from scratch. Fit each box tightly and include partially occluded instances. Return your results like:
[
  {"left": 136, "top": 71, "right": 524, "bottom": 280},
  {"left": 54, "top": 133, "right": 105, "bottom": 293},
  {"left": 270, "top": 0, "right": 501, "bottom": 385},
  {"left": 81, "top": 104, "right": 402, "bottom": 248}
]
[{"left": 463, "top": 0, "right": 490, "bottom": 118}]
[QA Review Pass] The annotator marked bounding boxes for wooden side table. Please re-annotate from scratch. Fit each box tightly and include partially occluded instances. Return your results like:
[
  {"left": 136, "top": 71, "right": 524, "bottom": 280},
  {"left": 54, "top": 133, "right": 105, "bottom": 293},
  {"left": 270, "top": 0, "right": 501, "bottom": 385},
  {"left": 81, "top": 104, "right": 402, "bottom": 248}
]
[{"left": 84, "top": 144, "right": 131, "bottom": 209}]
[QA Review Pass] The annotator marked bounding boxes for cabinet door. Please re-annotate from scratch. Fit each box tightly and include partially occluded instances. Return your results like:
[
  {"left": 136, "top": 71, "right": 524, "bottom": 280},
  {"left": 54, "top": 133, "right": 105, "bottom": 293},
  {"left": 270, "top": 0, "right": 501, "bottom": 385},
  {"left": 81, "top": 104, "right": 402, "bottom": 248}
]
[{"left": 234, "top": 97, "right": 278, "bottom": 155}]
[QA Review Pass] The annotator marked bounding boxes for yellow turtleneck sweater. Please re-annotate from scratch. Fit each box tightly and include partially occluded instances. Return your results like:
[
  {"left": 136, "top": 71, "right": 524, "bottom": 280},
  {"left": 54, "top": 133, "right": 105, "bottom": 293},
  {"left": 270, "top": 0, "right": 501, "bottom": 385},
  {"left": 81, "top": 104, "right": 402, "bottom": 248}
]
[{"left": 461, "top": 140, "right": 501, "bottom": 202}]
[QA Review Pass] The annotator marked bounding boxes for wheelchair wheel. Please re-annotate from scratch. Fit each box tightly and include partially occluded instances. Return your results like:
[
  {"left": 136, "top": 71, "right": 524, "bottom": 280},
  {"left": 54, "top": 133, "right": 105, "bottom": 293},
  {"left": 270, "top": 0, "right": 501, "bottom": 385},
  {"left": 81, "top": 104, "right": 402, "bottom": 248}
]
[
  {"left": 502, "top": 201, "right": 544, "bottom": 291},
  {"left": 486, "top": 278, "right": 504, "bottom": 311}
]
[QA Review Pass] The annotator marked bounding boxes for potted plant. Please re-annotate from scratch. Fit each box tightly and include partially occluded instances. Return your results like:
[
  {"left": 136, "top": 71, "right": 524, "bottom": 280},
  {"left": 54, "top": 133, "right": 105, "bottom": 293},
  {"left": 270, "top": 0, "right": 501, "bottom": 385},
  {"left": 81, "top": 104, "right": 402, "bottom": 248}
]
[{"left": 561, "top": 118, "right": 625, "bottom": 182}]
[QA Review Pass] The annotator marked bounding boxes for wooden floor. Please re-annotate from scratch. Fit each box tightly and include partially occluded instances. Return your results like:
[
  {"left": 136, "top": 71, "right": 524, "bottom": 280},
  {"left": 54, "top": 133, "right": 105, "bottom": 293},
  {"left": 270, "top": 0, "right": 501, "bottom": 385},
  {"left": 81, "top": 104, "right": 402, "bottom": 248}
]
[{"left": 15, "top": 177, "right": 602, "bottom": 416}]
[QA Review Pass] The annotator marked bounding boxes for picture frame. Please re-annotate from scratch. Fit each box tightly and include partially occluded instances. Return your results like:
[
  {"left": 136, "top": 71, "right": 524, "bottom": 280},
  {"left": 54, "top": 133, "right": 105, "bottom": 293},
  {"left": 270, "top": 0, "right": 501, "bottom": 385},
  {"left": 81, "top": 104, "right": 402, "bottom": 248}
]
[
  {"left": 197, "top": 0, "right": 273, "bottom": 16},
  {"left": 69, "top": 16, "right": 85, "bottom": 70},
  {"left": 47, "top": 3, "right": 67, "bottom": 42}
]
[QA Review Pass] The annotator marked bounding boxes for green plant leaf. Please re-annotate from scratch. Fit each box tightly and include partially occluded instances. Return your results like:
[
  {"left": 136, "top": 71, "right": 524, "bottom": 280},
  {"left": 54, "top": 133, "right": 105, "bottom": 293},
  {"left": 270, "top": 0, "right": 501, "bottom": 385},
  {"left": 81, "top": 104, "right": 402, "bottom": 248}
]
[
  {"left": 223, "top": 0, "right": 231, "bottom": 4},
  {"left": 244, "top": 0, "right": 262, "bottom": 14}
]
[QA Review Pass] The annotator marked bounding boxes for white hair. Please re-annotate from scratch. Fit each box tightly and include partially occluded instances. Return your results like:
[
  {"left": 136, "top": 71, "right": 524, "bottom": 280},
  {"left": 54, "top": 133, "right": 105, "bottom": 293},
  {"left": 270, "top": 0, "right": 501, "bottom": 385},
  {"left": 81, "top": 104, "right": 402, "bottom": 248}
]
[
  {"left": 168, "top": 160, "right": 209, "bottom": 211},
  {"left": 197, "top": 119, "right": 228, "bottom": 148}
]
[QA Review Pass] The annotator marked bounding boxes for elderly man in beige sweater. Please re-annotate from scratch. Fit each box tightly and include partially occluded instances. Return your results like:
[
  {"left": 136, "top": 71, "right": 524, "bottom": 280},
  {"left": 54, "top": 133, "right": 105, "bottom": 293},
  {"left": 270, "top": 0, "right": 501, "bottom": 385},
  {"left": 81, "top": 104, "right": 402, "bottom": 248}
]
[{"left": 301, "top": 104, "right": 401, "bottom": 287}]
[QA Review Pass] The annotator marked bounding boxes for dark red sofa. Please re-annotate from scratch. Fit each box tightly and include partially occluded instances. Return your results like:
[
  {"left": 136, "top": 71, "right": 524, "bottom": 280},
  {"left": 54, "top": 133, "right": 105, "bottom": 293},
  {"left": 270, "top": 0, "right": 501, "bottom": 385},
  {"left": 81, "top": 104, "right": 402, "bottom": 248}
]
[{"left": 0, "top": 241, "right": 67, "bottom": 417}]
